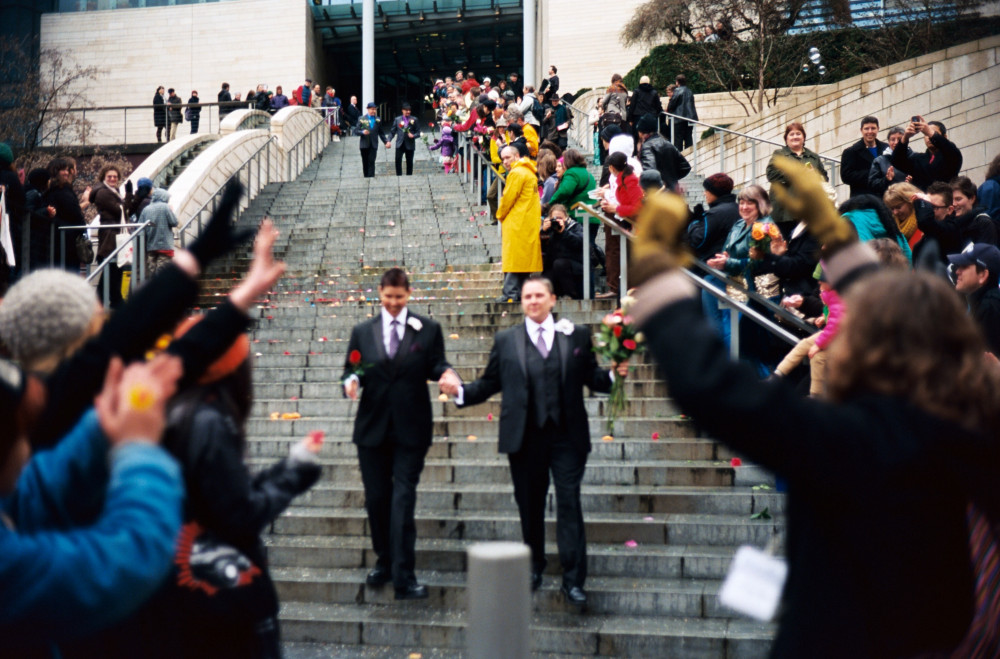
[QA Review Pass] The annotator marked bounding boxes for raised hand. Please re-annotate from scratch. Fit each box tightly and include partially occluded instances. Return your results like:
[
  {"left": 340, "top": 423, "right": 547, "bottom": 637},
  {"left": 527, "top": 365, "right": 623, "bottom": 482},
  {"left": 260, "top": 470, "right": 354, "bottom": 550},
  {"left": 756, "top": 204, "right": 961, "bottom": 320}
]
[
  {"left": 769, "top": 156, "right": 854, "bottom": 251},
  {"left": 187, "top": 180, "right": 255, "bottom": 269},
  {"left": 229, "top": 218, "right": 287, "bottom": 312},
  {"left": 95, "top": 355, "right": 182, "bottom": 447}
]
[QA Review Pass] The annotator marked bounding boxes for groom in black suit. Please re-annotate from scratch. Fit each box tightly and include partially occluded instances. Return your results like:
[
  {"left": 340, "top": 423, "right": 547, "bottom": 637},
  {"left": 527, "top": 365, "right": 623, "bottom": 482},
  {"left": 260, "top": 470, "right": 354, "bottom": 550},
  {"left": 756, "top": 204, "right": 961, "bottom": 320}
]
[
  {"left": 441, "top": 275, "right": 627, "bottom": 609},
  {"left": 343, "top": 268, "right": 458, "bottom": 599}
]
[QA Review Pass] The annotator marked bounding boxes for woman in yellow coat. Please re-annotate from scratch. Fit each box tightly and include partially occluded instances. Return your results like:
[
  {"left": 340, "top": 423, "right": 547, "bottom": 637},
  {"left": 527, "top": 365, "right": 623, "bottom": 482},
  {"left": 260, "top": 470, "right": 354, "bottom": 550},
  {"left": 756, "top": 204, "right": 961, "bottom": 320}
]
[{"left": 497, "top": 146, "right": 543, "bottom": 301}]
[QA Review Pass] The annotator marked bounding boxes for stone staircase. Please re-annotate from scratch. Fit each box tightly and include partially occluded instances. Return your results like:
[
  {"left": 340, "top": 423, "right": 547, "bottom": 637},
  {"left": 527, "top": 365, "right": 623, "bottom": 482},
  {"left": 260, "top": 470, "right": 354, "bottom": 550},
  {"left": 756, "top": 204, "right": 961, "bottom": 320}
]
[{"left": 199, "top": 137, "right": 782, "bottom": 657}]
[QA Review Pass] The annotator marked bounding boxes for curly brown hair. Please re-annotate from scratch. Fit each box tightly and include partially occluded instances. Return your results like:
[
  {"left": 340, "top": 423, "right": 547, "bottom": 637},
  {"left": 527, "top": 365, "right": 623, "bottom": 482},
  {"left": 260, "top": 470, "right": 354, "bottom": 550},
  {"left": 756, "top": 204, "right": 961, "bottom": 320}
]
[{"left": 827, "top": 271, "right": 1000, "bottom": 434}]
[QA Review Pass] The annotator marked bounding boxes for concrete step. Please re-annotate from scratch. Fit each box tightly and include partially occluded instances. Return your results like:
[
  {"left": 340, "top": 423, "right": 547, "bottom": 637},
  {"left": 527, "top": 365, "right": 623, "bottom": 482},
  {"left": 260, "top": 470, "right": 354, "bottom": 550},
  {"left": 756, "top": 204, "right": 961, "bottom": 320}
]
[
  {"left": 272, "top": 509, "right": 784, "bottom": 548},
  {"left": 277, "top": 602, "right": 773, "bottom": 657},
  {"left": 264, "top": 533, "right": 775, "bottom": 579}
]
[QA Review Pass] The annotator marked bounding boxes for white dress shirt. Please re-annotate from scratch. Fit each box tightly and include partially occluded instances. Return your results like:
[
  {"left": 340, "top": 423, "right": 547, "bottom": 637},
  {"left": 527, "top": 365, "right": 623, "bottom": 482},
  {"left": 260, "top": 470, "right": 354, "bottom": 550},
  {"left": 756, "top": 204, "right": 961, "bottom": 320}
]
[
  {"left": 343, "top": 307, "right": 409, "bottom": 396},
  {"left": 381, "top": 307, "right": 408, "bottom": 355}
]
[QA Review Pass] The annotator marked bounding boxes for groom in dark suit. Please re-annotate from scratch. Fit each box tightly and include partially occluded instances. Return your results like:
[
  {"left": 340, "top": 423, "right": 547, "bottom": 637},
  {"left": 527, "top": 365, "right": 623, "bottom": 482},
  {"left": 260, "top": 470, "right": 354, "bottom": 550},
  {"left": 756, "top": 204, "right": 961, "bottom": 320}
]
[
  {"left": 441, "top": 275, "right": 628, "bottom": 609},
  {"left": 389, "top": 102, "right": 422, "bottom": 176},
  {"left": 355, "top": 101, "right": 390, "bottom": 178},
  {"left": 343, "top": 268, "right": 458, "bottom": 599}
]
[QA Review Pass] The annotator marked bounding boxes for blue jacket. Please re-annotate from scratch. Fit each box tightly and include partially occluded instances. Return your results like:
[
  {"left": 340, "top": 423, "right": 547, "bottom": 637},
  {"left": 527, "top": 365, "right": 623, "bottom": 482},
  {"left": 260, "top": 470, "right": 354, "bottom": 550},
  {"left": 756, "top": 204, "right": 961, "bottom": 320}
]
[{"left": 0, "top": 409, "right": 183, "bottom": 651}]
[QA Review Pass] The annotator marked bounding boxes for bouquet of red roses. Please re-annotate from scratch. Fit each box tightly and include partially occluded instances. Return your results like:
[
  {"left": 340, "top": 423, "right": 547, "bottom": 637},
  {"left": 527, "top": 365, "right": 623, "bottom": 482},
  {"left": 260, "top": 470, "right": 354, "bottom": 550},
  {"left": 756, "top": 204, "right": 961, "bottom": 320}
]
[{"left": 592, "top": 308, "right": 643, "bottom": 434}]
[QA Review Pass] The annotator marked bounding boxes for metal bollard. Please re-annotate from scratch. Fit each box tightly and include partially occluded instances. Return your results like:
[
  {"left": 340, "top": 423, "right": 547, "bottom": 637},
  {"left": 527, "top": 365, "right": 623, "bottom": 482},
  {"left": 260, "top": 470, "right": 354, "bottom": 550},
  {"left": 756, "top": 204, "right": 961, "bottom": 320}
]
[{"left": 467, "top": 542, "right": 530, "bottom": 659}]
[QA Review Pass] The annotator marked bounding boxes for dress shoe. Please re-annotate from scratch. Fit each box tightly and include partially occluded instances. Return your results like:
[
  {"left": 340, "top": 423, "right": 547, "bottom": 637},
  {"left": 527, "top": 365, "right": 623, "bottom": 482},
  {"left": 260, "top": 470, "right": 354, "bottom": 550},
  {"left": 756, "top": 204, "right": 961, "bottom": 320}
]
[
  {"left": 365, "top": 566, "right": 392, "bottom": 586},
  {"left": 561, "top": 584, "right": 588, "bottom": 609},
  {"left": 394, "top": 583, "right": 429, "bottom": 600},
  {"left": 531, "top": 572, "right": 543, "bottom": 592}
]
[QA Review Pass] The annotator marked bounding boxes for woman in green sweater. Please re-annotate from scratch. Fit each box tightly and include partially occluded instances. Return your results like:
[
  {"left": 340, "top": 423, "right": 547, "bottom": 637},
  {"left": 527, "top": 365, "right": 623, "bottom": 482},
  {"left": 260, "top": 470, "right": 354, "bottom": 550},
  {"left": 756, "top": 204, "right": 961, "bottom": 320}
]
[
  {"left": 547, "top": 148, "right": 598, "bottom": 244},
  {"left": 766, "top": 122, "right": 829, "bottom": 230}
]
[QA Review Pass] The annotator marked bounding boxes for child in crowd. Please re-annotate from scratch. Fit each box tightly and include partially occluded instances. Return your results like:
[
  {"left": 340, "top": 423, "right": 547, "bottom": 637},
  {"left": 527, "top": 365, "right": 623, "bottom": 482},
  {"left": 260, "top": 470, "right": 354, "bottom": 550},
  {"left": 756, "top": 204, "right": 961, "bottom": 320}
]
[
  {"left": 772, "top": 266, "right": 844, "bottom": 396},
  {"left": 428, "top": 125, "right": 457, "bottom": 173}
]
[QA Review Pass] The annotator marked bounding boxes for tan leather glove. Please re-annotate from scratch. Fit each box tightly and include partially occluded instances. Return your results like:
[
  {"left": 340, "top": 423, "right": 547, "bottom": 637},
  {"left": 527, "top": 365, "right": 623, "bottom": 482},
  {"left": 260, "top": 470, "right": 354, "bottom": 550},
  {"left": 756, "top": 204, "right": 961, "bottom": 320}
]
[
  {"left": 770, "top": 156, "right": 855, "bottom": 250},
  {"left": 629, "top": 191, "right": 692, "bottom": 286}
]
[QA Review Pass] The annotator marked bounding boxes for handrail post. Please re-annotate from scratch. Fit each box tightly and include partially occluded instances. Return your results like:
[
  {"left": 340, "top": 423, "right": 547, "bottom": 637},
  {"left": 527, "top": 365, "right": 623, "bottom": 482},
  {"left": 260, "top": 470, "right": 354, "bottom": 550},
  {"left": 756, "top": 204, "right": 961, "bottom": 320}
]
[
  {"left": 619, "top": 232, "right": 628, "bottom": 297},
  {"left": 751, "top": 142, "right": 758, "bottom": 184},
  {"left": 50, "top": 223, "right": 55, "bottom": 268},
  {"left": 730, "top": 306, "right": 740, "bottom": 360},
  {"left": 692, "top": 131, "right": 698, "bottom": 172},
  {"left": 582, "top": 217, "right": 591, "bottom": 300},
  {"left": 102, "top": 265, "right": 110, "bottom": 308},
  {"left": 720, "top": 135, "right": 726, "bottom": 175},
  {"left": 670, "top": 115, "right": 675, "bottom": 145}
]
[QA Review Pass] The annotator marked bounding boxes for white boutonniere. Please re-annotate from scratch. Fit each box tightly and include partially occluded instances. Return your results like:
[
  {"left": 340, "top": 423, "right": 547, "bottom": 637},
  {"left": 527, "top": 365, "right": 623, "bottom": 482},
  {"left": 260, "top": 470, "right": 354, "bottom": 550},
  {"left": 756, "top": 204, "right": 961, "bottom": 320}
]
[
  {"left": 554, "top": 319, "right": 575, "bottom": 336},
  {"left": 407, "top": 316, "right": 423, "bottom": 332}
]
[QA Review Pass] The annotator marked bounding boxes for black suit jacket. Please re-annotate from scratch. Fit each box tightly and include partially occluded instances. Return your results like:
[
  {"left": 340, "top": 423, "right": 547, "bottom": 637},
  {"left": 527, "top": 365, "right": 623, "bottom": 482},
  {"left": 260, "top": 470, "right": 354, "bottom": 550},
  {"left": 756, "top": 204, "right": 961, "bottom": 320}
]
[
  {"left": 840, "top": 138, "right": 888, "bottom": 197},
  {"left": 354, "top": 115, "right": 389, "bottom": 150},
  {"left": 389, "top": 115, "right": 421, "bottom": 150},
  {"left": 344, "top": 312, "right": 450, "bottom": 448},
  {"left": 459, "top": 320, "right": 611, "bottom": 454}
]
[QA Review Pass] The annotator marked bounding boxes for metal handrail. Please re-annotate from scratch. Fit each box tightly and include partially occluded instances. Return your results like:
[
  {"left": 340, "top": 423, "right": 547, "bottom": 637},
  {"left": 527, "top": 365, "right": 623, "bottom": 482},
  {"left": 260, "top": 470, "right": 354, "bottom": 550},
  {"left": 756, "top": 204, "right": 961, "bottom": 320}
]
[
  {"left": 565, "top": 99, "right": 597, "bottom": 158},
  {"left": 286, "top": 114, "right": 329, "bottom": 180},
  {"left": 570, "top": 201, "right": 802, "bottom": 356},
  {"left": 177, "top": 136, "right": 278, "bottom": 244},
  {"left": 659, "top": 110, "right": 840, "bottom": 188},
  {"left": 689, "top": 258, "right": 816, "bottom": 334},
  {"left": 58, "top": 221, "right": 151, "bottom": 307}
]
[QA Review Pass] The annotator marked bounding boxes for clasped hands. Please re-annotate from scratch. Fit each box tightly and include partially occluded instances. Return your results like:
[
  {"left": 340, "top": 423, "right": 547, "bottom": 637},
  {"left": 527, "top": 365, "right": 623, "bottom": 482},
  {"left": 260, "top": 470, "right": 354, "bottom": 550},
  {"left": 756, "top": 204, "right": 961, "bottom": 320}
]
[{"left": 438, "top": 369, "right": 462, "bottom": 397}]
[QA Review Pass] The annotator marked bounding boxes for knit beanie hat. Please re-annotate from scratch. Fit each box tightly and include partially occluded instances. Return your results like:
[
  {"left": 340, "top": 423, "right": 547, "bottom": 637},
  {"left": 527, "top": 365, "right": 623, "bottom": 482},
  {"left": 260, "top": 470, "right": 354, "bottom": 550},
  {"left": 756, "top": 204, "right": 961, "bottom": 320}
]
[
  {"left": 636, "top": 114, "right": 658, "bottom": 135},
  {"left": 173, "top": 315, "right": 249, "bottom": 384},
  {"left": 0, "top": 142, "right": 13, "bottom": 168},
  {"left": 600, "top": 124, "right": 622, "bottom": 143},
  {"left": 703, "top": 173, "right": 734, "bottom": 197},
  {"left": 0, "top": 269, "right": 98, "bottom": 368}
]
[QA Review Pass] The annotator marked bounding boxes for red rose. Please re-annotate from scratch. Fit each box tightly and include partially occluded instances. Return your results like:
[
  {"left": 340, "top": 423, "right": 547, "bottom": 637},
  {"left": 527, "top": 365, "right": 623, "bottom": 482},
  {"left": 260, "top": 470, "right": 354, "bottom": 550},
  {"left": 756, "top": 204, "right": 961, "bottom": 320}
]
[
  {"left": 349, "top": 350, "right": 362, "bottom": 365},
  {"left": 613, "top": 325, "right": 623, "bottom": 338},
  {"left": 623, "top": 339, "right": 636, "bottom": 350}
]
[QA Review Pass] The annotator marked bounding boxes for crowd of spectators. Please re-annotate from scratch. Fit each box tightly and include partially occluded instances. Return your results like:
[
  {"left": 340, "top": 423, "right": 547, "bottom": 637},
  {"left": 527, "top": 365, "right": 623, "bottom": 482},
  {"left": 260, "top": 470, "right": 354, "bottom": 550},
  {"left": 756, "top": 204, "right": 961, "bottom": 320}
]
[
  {"left": 0, "top": 184, "right": 322, "bottom": 657},
  {"left": 150, "top": 78, "right": 358, "bottom": 143}
]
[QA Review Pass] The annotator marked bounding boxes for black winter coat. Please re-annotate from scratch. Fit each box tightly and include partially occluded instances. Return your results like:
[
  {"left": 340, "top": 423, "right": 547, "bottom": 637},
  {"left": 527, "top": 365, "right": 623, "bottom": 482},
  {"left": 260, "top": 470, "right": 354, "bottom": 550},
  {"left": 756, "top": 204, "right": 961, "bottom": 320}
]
[
  {"left": 627, "top": 83, "right": 663, "bottom": 125},
  {"left": 891, "top": 132, "right": 963, "bottom": 191},
  {"left": 639, "top": 133, "right": 690, "bottom": 190},
  {"left": 969, "top": 279, "right": 1000, "bottom": 355},
  {"left": 167, "top": 95, "right": 183, "bottom": 124},
  {"left": 153, "top": 93, "right": 166, "bottom": 127},
  {"left": 686, "top": 194, "right": 738, "bottom": 261},
  {"left": 42, "top": 183, "right": 85, "bottom": 269},
  {"left": 636, "top": 254, "right": 1000, "bottom": 658},
  {"left": 756, "top": 223, "right": 823, "bottom": 317},
  {"left": 916, "top": 199, "right": 996, "bottom": 257},
  {"left": 840, "top": 138, "right": 888, "bottom": 198}
]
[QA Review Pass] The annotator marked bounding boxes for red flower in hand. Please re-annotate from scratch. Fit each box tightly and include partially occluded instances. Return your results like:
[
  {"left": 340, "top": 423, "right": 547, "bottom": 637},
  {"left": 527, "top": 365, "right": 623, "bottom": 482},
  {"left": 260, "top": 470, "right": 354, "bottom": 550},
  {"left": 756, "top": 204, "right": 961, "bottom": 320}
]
[
  {"left": 613, "top": 325, "right": 623, "bottom": 338},
  {"left": 623, "top": 339, "right": 636, "bottom": 350},
  {"left": 349, "top": 349, "right": 362, "bottom": 365}
]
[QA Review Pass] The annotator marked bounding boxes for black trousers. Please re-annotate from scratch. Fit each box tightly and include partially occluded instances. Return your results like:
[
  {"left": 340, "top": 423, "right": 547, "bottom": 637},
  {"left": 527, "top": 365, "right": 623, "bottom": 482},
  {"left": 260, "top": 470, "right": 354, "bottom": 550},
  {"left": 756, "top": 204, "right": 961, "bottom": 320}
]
[
  {"left": 507, "top": 418, "right": 588, "bottom": 587},
  {"left": 189, "top": 116, "right": 200, "bottom": 134},
  {"left": 395, "top": 147, "right": 414, "bottom": 176},
  {"left": 545, "top": 258, "right": 583, "bottom": 299},
  {"left": 95, "top": 262, "right": 124, "bottom": 309},
  {"left": 360, "top": 147, "right": 378, "bottom": 178},
  {"left": 673, "top": 120, "right": 694, "bottom": 151},
  {"left": 356, "top": 427, "right": 429, "bottom": 588}
]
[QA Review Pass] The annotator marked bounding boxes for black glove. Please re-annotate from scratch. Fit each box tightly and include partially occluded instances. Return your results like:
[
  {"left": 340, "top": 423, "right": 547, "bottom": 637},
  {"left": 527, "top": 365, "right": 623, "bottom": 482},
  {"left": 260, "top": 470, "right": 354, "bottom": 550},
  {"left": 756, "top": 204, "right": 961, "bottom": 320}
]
[
  {"left": 125, "top": 179, "right": 133, "bottom": 196},
  {"left": 187, "top": 180, "right": 255, "bottom": 269}
]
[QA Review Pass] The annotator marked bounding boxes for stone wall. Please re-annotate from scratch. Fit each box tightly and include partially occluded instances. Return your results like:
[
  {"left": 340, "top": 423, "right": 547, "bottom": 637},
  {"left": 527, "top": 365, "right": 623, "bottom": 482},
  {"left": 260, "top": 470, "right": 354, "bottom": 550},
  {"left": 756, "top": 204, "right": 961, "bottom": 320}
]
[
  {"left": 540, "top": 0, "right": 665, "bottom": 96},
  {"left": 688, "top": 35, "right": 1000, "bottom": 200},
  {"left": 39, "top": 0, "right": 309, "bottom": 146}
]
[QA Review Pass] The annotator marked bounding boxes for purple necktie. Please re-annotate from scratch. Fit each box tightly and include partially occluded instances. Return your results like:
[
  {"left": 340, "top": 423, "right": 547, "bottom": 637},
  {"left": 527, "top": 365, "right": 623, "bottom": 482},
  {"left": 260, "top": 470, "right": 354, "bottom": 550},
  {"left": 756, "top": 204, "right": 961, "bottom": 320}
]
[
  {"left": 389, "top": 320, "right": 401, "bottom": 358},
  {"left": 535, "top": 327, "right": 548, "bottom": 358}
]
